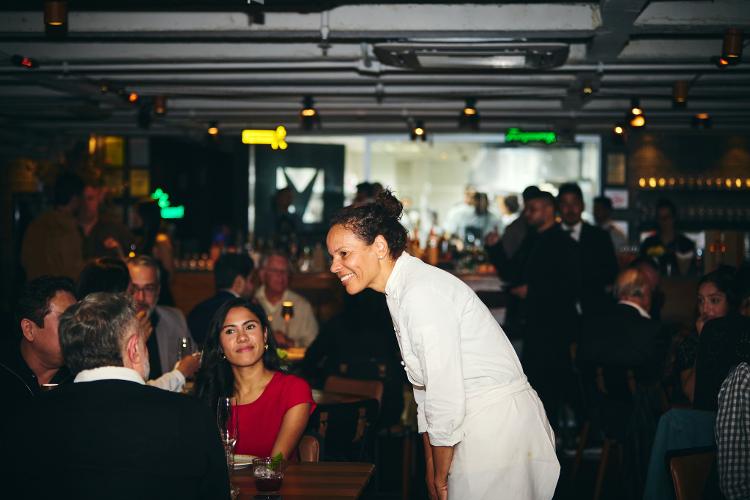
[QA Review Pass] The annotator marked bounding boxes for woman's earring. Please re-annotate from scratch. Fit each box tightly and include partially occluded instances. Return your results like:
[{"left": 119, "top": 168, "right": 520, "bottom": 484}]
[{"left": 264, "top": 344, "right": 269, "bottom": 351}]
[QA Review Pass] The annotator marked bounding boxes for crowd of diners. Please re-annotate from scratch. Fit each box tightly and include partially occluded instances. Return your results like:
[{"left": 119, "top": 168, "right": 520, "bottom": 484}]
[{"left": 1, "top": 171, "right": 749, "bottom": 500}]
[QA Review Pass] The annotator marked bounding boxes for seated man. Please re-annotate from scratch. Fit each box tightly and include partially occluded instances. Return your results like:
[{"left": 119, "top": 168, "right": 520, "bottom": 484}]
[
  {"left": 255, "top": 251, "right": 318, "bottom": 348},
  {"left": 578, "top": 267, "right": 667, "bottom": 383},
  {"left": 5, "top": 292, "right": 229, "bottom": 500},
  {"left": 0, "top": 276, "right": 76, "bottom": 409},
  {"left": 128, "top": 255, "right": 196, "bottom": 378},
  {"left": 188, "top": 253, "right": 255, "bottom": 345}
]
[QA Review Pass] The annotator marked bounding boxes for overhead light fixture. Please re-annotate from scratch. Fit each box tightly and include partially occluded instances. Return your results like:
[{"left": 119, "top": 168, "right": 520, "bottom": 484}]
[
  {"left": 153, "top": 96, "right": 167, "bottom": 116},
  {"left": 99, "top": 81, "right": 110, "bottom": 94},
  {"left": 672, "top": 81, "right": 689, "bottom": 108},
  {"left": 127, "top": 92, "right": 139, "bottom": 104},
  {"left": 630, "top": 98, "right": 643, "bottom": 116},
  {"left": 459, "top": 98, "right": 480, "bottom": 131},
  {"left": 10, "top": 54, "right": 39, "bottom": 69},
  {"left": 207, "top": 122, "right": 219, "bottom": 136},
  {"left": 628, "top": 98, "right": 645, "bottom": 128},
  {"left": 44, "top": 1, "right": 68, "bottom": 36},
  {"left": 410, "top": 120, "right": 427, "bottom": 142},
  {"left": 613, "top": 124, "right": 624, "bottom": 135},
  {"left": 714, "top": 56, "right": 731, "bottom": 68},
  {"left": 692, "top": 113, "right": 712, "bottom": 129},
  {"left": 722, "top": 28, "right": 743, "bottom": 62},
  {"left": 300, "top": 96, "right": 320, "bottom": 131}
]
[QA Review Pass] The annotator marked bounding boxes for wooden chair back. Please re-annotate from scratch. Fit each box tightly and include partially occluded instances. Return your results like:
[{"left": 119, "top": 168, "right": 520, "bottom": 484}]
[
  {"left": 298, "top": 434, "right": 320, "bottom": 463},
  {"left": 668, "top": 447, "right": 716, "bottom": 500},
  {"left": 324, "top": 375, "right": 384, "bottom": 407}
]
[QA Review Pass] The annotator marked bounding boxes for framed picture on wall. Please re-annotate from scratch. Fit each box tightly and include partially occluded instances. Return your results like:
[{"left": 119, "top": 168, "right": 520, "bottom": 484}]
[{"left": 606, "top": 153, "right": 626, "bottom": 185}]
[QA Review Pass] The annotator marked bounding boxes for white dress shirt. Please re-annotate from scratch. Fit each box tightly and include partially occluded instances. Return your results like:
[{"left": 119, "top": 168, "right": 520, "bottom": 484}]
[
  {"left": 562, "top": 221, "right": 582, "bottom": 242},
  {"left": 384, "top": 252, "right": 526, "bottom": 447},
  {"left": 74, "top": 366, "right": 145, "bottom": 384}
]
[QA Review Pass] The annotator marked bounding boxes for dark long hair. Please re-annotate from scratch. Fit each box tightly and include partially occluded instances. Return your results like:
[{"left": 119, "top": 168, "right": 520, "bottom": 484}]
[
  {"left": 329, "top": 188, "right": 408, "bottom": 260},
  {"left": 699, "top": 267, "right": 740, "bottom": 312},
  {"left": 195, "top": 298, "right": 280, "bottom": 421}
]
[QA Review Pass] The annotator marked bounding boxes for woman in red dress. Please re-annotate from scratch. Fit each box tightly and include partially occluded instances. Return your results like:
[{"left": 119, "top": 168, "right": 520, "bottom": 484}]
[{"left": 196, "top": 298, "right": 314, "bottom": 459}]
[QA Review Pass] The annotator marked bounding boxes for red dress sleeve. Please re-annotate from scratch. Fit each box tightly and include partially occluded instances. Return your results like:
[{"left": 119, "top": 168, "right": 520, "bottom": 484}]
[{"left": 280, "top": 374, "right": 316, "bottom": 414}]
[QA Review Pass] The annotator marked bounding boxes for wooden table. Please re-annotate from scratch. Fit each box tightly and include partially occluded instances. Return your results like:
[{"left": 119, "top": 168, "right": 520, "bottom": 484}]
[
  {"left": 232, "top": 462, "right": 374, "bottom": 499},
  {"left": 311, "top": 390, "right": 369, "bottom": 406}
]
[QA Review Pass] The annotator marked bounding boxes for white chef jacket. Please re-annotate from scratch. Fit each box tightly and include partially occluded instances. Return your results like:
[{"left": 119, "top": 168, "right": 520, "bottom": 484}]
[
  {"left": 384, "top": 252, "right": 527, "bottom": 446},
  {"left": 384, "top": 252, "right": 559, "bottom": 499}
]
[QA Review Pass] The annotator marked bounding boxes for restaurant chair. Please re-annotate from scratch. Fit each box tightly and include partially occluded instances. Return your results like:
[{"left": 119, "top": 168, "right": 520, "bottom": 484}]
[
  {"left": 666, "top": 447, "right": 716, "bottom": 500},
  {"left": 298, "top": 434, "right": 320, "bottom": 463},
  {"left": 323, "top": 374, "right": 384, "bottom": 407},
  {"left": 307, "top": 398, "right": 380, "bottom": 462}
]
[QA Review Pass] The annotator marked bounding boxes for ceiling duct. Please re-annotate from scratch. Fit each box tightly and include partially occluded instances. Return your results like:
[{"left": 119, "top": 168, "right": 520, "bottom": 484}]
[{"left": 373, "top": 41, "right": 569, "bottom": 70}]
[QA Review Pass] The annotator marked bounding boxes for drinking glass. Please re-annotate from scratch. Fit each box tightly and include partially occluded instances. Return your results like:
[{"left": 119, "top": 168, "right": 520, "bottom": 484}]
[
  {"left": 177, "top": 336, "right": 194, "bottom": 360},
  {"left": 217, "top": 397, "right": 240, "bottom": 498},
  {"left": 252, "top": 457, "right": 287, "bottom": 495},
  {"left": 281, "top": 301, "right": 295, "bottom": 345}
]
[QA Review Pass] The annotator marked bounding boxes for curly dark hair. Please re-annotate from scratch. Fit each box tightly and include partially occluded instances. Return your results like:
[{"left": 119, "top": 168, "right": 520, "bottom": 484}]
[
  {"left": 195, "top": 298, "right": 280, "bottom": 423},
  {"left": 329, "top": 188, "right": 408, "bottom": 259}
]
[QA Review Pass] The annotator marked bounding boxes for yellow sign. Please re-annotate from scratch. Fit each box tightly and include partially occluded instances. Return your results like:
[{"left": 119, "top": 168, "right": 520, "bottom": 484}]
[{"left": 241, "top": 126, "right": 288, "bottom": 149}]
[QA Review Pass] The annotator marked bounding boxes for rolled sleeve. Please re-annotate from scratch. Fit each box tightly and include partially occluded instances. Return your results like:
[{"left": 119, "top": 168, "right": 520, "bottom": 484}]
[{"left": 403, "top": 291, "right": 466, "bottom": 447}]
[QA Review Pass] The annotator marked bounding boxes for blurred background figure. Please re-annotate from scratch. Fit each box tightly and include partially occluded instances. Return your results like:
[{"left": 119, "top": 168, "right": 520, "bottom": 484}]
[
  {"left": 593, "top": 195, "right": 627, "bottom": 251},
  {"left": 640, "top": 198, "right": 697, "bottom": 277},
  {"left": 271, "top": 187, "right": 301, "bottom": 255},
  {"left": 443, "top": 184, "right": 476, "bottom": 241},
  {"left": 78, "top": 179, "right": 133, "bottom": 261},
  {"left": 461, "top": 192, "right": 502, "bottom": 247},
  {"left": 132, "top": 199, "right": 176, "bottom": 306},
  {"left": 21, "top": 173, "right": 85, "bottom": 281},
  {"left": 255, "top": 252, "right": 318, "bottom": 348}
]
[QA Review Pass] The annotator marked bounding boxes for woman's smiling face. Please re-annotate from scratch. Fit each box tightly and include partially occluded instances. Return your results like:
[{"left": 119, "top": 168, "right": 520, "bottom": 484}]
[
  {"left": 326, "top": 224, "right": 383, "bottom": 294},
  {"left": 220, "top": 306, "right": 267, "bottom": 367}
]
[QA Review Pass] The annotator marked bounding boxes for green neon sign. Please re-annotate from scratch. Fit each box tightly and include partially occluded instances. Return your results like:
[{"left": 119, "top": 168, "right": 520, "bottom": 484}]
[
  {"left": 505, "top": 127, "right": 557, "bottom": 144},
  {"left": 150, "top": 188, "right": 185, "bottom": 219}
]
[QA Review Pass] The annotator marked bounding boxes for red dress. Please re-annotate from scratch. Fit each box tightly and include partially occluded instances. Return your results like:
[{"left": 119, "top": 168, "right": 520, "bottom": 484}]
[{"left": 230, "top": 372, "right": 315, "bottom": 458}]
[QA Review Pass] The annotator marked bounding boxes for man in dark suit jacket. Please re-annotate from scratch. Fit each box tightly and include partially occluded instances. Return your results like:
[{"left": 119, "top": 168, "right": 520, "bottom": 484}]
[
  {"left": 4, "top": 293, "right": 229, "bottom": 500},
  {"left": 558, "top": 183, "right": 619, "bottom": 320},
  {"left": 578, "top": 268, "right": 667, "bottom": 385},
  {"left": 188, "top": 253, "right": 255, "bottom": 345},
  {"left": 514, "top": 190, "right": 582, "bottom": 428}
]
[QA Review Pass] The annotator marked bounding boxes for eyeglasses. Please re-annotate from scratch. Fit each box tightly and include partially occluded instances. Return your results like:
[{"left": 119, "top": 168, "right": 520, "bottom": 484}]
[{"left": 128, "top": 284, "right": 159, "bottom": 296}]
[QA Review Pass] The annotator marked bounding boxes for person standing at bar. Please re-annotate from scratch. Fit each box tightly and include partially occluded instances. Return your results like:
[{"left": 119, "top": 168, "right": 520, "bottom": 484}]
[
  {"left": 639, "top": 198, "right": 696, "bottom": 276},
  {"left": 327, "top": 189, "right": 559, "bottom": 500},
  {"left": 515, "top": 190, "right": 581, "bottom": 430}
]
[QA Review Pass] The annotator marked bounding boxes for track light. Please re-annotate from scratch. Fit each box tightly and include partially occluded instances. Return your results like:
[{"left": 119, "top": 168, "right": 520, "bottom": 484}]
[
  {"left": 10, "top": 54, "right": 38, "bottom": 69},
  {"left": 410, "top": 120, "right": 427, "bottom": 142},
  {"left": 300, "top": 96, "right": 320, "bottom": 130},
  {"left": 459, "top": 98, "right": 480, "bottom": 130},
  {"left": 628, "top": 98, "right": 645, "bottom": 128},
  {"left": 44, "top": 1, "right": 68, "bottom": 36},
  {"left": 722, "top": 28, "right": 743, "bottom": 62},
  {"left": 207, "top": 122, "right": 219, "bottom": 136},
  {"left": 127, "top": 92, "right": 139, "bottom": 104},
  {"left": 153, "top": 96, "right": 167, "bottom": 116},
  {"left": 692, "top": 113, "right": 712, "bottom": 129},
  {"left": 672, "top": 81, "right": 688, "bottom": 108},
  {"left": 613, "top": 124, "right": 624, "bottom": 135}
]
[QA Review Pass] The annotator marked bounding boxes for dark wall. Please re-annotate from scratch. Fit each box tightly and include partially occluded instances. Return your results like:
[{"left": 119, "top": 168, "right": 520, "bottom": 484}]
[{"left": 150, "top": 137, "right": 249, "bottom": 253}]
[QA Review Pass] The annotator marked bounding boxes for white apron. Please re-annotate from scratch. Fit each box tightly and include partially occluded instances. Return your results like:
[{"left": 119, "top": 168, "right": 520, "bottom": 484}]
[{"left": 447, "top": 378, "right": 560, "bottom": 500}]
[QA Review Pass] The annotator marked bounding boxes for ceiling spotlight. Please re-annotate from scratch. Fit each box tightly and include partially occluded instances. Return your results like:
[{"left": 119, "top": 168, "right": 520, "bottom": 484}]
[
  {"left": 410, "top": 120, "right": 427, "bottom": 142},
  {"left": 629, "top": 114, "right": 646, "bottom": 128},
  {"left": 722, "top": 28, "right": 743, "bottom": 62},
  {"left": 10, "top": 54, "right": 39, "bottom": 69},
  {"left": 44, "top": 1, "right": 68, "bottom": 36},
  {"left": 613, "top": 124, "right": 624, "bottom": 135},
  {"left": 672, "top": 81, "right": 689, "bottom": 108},
  {"left": 207, "top": 122, "right": 219, "bottom": 136},
  {"left": 692, "top": 113, "right": 712, "bottom": 129},
  {"left": 630, "top": 98, "right": 643, "bottom": 116},
  {"left": 459, "top": 98, "right": 480, "bottom": 130},
  {"left": 714, "top": 56, "right": 731, "bottom": 68},
  {"left": 300, "top": 96, "right": 320, "bottom": 130},
  {"left": 127, "top": 92, "right": 139, "bottom": 104},
  {"left": 153, "top": 96, "right": 167, "bottom": 116}
]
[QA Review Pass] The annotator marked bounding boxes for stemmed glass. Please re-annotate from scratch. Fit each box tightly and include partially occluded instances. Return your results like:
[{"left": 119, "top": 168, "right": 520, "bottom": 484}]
[
  {"left": 217, "top": 397, "right": 240, "bottom": 498},
  {"left": 281, "top": 301, "right": 295, "bottom": 346}
]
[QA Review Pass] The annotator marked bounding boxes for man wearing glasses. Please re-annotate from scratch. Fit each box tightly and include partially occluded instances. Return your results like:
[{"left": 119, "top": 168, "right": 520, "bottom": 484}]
[{"left": 127, "top": 255, "right": 195, "bottom": 379}]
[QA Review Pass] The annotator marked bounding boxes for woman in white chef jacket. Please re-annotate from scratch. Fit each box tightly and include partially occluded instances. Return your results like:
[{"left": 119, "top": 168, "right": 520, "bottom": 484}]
[{"left": 326, "top": 190, "right": 559, "bottom": 500}]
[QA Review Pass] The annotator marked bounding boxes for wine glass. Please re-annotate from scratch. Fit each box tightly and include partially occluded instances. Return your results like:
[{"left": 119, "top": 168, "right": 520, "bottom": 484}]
[
  {"left": 177, "top": 336, "right": 194, "bottom": 360},
  {"left": 217, "top": 397, "right": 240, "bottom": 497}
]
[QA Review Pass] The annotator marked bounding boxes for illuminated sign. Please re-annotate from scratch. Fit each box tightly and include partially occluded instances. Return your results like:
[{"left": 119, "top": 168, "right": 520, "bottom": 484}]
[
  {"left": 150, "top": 188, "right": 185, "bottom": 219},
  {"left": 242, "top": 126, "right": 288, "bottom": 149},
  {"left": 504, "top": 127, "right": 557, "bottom": 144}
]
